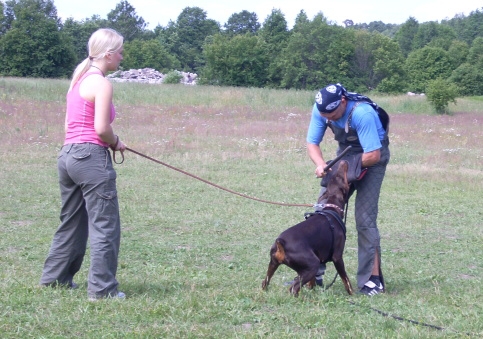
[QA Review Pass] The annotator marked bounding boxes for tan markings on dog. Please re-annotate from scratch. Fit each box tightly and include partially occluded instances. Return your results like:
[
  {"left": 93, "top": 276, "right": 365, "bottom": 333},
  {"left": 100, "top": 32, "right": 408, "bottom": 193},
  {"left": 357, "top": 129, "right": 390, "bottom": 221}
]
[{"left": 274, "top": 240, "right": 285, "bottom": 263}]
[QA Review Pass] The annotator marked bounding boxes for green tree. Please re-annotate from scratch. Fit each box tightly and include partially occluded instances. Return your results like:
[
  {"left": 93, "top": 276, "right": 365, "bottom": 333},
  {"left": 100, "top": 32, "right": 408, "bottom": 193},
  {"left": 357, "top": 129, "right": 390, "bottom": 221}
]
[
  {"left": 201, "top": 33, "right": 269, "bottom": 87},
  {"left": 447, "top": 40, "right": 469, "bottom": 69},
  {"left": 449, "top": 63, "right": 483, "bottom": 96},
  {"left": 460, "top": 8, "right": 483, "bottom": 42},
  {"left": 122, "top": 39, "right": 180, "bottom": 72},
  {"left": 425, "top": 78, "right": 457, "bottom": 114},
  {"left": 372, "top": 36, "right": 407, "bottom": 93},
  {"left": 466, "top": 36, "right": 483, "bottom": 67},
  {"left": 404, "top": 46, "right": 453, "bottom": 93},
  {"left": 449, "top": 37, "right": 483, "bottom": 96},
  {"left": 0, "top": 1, "right": 6, "bottom": 36},
  {"left": 162, "top": 7, "right": 220, "bottom": 72},
  {"left": 224, "top": 10, "right": 260, "bottom": 36},
  {"left": 395, "top": 17, "right": 419, "bottom": 57},
  {"left": 61, "top": 16, "right": 106, "bottom": 63},
  {"left": 292, "top": 10, "right": 309, "bottom": 31},
  {"left": 0, "top": 0, "right": 75, "bottom": 77},
  {"left": 259, "top": 8, "right": 290, "bottom": 46},
  {"left": 412, "top": 21, "right": 456, "bottom": 50},
  {"left": 107, "top": 0, "right": 146, "bottom": 41},
  {"left": 4, "top": 0, "right": 59, "bottom": 23},
  {"left": 279, "top": 14, "right": 355, "bottom": 90},
  {"left": 443, "top": 8, "right": 483, "bottom": 45},
  {"left": 353, "top": 21, "right": 399, "bottom": 37},
  {"left": 258, "top": 8, "right": 290, "bottom": 88},
  {"left": 352, "top": 30, "right": 406, "bottom": 93},
  {"left": 352, "top": 30, "right": 374, "bottom": 88}
]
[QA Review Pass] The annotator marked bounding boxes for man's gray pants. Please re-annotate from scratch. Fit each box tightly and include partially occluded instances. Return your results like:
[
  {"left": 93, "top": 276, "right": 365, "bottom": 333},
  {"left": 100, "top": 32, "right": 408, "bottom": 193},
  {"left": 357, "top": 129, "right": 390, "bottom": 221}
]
[
  {"left": 40, "top": 143, "right": 121, "bottom": 298},
  {"left": 317, "top": 152, "right": 388, "bottom": 289}
]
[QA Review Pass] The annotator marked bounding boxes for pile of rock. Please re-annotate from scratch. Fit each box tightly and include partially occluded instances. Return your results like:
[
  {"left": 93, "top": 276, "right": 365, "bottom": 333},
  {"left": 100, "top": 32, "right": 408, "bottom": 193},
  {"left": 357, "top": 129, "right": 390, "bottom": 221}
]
[{"left": 107, "top": 68, "right": 197, "bottom": 85}]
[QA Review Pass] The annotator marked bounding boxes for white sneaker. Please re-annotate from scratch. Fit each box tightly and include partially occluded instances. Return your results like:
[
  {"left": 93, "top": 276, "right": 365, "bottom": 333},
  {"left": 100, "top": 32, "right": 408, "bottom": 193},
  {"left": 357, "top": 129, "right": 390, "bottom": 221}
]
[{"left": 359, "top": 280, "right": 384, "bottom": 296}]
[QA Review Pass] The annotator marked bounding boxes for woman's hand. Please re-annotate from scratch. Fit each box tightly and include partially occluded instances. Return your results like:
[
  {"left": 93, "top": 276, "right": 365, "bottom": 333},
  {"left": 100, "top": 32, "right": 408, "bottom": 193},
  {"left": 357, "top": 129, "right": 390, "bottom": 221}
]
[{"left": 110, "top": 135, "right": 126, "bottom": 152}]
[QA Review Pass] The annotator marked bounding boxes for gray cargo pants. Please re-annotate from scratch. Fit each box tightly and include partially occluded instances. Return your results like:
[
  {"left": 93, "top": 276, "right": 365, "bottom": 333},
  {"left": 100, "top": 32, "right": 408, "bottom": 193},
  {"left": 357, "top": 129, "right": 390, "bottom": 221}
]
[
  {"left": 40, "top": 143, "right": 121, "bottom": 298},
  {"left": 317, "top": 147, "right": 389, "bottom": 289}
]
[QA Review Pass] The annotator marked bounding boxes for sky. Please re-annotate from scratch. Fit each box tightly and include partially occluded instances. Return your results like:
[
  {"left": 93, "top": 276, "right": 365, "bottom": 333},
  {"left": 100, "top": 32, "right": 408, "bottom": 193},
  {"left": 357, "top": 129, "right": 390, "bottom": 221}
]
[{"left": 53, "top": 0, "right": 482, "bottom": 29}]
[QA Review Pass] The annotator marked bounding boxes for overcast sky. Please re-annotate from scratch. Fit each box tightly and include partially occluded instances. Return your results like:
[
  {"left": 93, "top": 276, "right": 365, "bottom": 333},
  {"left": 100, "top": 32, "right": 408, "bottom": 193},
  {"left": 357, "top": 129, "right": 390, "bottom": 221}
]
[{"left": 53, "top": 0, "right": 482, "bottom": 29}]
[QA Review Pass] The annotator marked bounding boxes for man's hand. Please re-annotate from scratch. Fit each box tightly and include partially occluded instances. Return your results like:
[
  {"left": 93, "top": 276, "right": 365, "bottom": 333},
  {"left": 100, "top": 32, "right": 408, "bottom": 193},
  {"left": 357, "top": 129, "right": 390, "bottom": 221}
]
[{"left": 315, "top": 164, "right": 328, "bottom": 178}]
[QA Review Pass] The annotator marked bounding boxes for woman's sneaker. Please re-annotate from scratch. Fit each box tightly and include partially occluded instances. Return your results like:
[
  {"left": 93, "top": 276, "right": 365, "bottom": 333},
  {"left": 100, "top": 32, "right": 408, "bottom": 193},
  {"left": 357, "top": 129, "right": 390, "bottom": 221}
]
[{"left": 359, "top": 276, "right": 384, "bottom": 296}]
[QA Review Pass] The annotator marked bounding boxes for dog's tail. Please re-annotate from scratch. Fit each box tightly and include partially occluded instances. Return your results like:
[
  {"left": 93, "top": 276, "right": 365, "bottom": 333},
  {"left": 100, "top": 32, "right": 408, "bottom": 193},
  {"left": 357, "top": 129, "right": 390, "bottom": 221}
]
[{"left": 274, "top": 239, "right": 286, "bottom": 263}]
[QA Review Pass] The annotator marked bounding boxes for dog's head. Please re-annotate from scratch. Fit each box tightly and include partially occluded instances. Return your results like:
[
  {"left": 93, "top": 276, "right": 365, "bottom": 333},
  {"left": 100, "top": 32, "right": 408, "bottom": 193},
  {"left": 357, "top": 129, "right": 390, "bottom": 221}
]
[{"left": 317, "top": 160, "right": 350, "bottom": 208}]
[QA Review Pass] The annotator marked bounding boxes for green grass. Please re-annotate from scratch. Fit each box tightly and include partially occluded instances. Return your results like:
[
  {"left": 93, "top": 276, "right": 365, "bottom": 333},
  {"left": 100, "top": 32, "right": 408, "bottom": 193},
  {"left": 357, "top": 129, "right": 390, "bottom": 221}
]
[{"left": 0, "top": 77, "right": 482, "bottom": 338}]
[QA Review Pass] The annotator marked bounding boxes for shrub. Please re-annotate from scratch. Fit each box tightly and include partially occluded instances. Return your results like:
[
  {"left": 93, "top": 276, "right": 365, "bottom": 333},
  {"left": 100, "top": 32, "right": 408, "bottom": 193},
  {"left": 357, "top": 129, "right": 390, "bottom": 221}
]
[
  {"left": 425, "top": 78, "right": 457, "bottom": 114},
  {"left": 163, "top": 70, "right": 183, "bottom": 84}
]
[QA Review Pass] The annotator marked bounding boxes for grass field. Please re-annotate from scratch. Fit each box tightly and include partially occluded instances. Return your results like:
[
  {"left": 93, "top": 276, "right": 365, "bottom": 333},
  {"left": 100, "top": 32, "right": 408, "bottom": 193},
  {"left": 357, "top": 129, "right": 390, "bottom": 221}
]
[{"left": 1, "top": 77, "right": 482, "bottom": 338}]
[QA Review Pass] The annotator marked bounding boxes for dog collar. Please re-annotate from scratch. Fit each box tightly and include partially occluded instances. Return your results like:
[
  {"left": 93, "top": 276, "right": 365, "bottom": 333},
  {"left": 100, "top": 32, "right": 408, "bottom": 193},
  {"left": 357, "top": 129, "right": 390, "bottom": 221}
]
[{"left": 313, "top": 203, "right": 344, "bottom": 214}]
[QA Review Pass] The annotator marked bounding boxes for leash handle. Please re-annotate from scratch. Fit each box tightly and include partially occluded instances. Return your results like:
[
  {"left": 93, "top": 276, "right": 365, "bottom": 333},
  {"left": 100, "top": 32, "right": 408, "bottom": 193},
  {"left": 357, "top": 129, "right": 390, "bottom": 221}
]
[
  {"left": 323, "top": 145, "right": 352, "bottom": 172},
  {"left": 112, "top": 150, "right": 125, "bottom": 164}
]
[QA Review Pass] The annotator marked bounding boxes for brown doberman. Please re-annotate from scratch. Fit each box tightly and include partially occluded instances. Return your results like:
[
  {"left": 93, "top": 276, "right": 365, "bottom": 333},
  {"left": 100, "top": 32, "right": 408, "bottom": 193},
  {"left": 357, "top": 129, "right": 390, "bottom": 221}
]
[{"left": 262, "top": 160, "right": 353, "bottom": 296}]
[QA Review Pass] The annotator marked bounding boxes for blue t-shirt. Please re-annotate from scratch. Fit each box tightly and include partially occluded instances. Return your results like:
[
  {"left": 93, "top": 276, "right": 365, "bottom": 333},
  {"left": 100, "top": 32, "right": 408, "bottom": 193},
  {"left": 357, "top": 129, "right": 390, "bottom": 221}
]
[{"left": 306, "top": 101, "right": 385, "bottom": 153}]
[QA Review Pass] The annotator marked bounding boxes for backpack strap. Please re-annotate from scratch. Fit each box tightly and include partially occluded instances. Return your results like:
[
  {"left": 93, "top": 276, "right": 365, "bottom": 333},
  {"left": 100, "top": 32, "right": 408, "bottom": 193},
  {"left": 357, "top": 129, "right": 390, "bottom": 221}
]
[{"left": 376, "top": 106, "right": 390, "bottom": 134}]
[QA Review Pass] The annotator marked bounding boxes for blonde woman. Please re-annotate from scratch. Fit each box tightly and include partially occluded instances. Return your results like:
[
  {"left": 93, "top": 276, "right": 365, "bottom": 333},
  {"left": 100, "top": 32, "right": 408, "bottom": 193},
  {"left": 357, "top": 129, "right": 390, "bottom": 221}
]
[{"left": 40, "top": 28, "right": 127, "bottom": 300}]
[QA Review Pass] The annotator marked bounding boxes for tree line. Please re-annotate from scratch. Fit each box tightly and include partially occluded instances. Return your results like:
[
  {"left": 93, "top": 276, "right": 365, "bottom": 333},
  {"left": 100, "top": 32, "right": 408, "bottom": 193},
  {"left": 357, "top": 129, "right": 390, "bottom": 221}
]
[{"left": 1, "top": 0, "right": 483, "bottom": 96}]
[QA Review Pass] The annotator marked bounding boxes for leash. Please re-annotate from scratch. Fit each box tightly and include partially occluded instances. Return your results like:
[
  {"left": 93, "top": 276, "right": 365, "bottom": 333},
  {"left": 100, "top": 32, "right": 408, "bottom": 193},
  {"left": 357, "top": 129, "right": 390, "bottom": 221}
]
[
  {"left": 123, "top": 147, "right": 312, "bottom": 207},
  {"left": 347, "top": 300, "right": 475, "bottom": 336},
  {"left": 112, "top": 145, "right": 354, "bottom": 207},
  {"left": 348, "top": 300, "right": 444, "bottom": 330}
]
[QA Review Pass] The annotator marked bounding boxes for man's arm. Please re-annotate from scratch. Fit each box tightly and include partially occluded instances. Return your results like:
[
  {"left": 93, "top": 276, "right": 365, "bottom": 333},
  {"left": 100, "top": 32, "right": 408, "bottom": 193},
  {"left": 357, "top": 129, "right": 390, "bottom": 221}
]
[
  {"left": 307, "top": 143, "right": 328, "bottom": 178},
  {"left": 362, "top": 149, "right": 381, "bottom": 167}
]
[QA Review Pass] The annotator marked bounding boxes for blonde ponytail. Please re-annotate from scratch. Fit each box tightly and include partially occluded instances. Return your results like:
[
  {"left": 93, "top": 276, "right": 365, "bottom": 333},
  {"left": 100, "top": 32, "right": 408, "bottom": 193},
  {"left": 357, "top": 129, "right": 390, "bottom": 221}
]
[
  {"left": 69, "top": 58, "right": 91, "bottom": 91},
  {"left": 68, "top": 28, "right": 124, "bottom": 91}
]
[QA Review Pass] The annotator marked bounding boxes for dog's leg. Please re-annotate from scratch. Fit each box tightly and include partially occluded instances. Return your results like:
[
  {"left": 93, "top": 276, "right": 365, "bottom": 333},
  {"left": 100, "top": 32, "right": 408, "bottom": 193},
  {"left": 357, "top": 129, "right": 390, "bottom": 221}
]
[
  {"left": 262, "top": 259, "right": 280, "bottom": 290},
  {"left": 333, "top": 259, "right": 353, "bottom": 295},
  {"left": 305, "top": 277, "right": 316, "bottom": 289},
  {"left": 262, "top": 240, "right": 286, "bottom": 290},
  {"left": 301, "top": 260, "right": 320, "bottom": 290},
  {"left": 290, "top": 260, "right": 319, "bottom": 296},
  {"left": 289, "top": 276, "right": 302, "bottom": 296}
]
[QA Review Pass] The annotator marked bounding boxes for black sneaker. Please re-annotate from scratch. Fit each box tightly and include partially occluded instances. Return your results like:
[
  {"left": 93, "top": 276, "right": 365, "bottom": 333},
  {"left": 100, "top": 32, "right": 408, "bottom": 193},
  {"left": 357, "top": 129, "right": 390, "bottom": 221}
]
[{"left": 359, "top": 276, "right": 384, "bottom": 296}]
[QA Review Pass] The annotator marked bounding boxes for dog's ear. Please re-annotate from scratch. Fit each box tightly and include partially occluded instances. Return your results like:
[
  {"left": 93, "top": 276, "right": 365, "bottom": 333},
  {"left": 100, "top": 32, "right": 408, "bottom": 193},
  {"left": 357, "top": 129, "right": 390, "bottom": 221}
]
[
  {"left": 338, "top": 160, "right": 349, "bottom": 186},
  {"left": 339, "top": 160, "right": 349, "bottom": 173},
  {"left": 331, "top": 161, "right": 348, "bottom": 186},
  {"left": 324, "top": 160, "right": 350, "bottom": 204}
]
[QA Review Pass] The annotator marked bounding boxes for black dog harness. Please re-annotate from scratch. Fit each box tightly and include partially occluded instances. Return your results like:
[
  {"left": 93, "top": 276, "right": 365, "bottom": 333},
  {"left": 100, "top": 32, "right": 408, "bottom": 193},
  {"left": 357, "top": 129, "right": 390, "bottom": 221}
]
[{"left": 304, "top": 209, "right": 347, "bottom": 263}]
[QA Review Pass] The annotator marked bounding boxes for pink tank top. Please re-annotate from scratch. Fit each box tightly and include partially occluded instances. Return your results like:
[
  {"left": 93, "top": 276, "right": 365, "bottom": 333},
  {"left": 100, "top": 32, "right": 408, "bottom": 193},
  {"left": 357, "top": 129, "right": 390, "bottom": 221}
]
[{"left": 64, "top": 71, "right": 116, "bottom": 147}]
